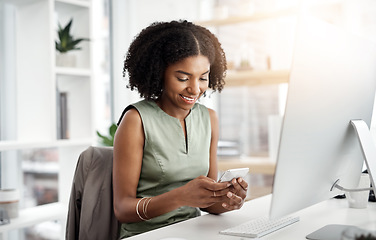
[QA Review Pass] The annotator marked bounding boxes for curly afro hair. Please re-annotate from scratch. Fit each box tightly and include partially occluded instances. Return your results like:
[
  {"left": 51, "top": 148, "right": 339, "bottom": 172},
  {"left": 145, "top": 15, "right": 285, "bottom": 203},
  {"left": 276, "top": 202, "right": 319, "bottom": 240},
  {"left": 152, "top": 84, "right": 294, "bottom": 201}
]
[{"left": 123, "top": 20, "right": 227, "bottom": 100}]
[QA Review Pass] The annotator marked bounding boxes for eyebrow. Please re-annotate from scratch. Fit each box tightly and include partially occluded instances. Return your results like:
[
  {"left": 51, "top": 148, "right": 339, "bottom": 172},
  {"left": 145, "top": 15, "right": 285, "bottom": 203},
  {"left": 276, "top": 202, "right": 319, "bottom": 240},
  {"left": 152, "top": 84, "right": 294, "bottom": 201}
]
[{"left": 175, "top": 70, "right": 210, "bottom": 76}]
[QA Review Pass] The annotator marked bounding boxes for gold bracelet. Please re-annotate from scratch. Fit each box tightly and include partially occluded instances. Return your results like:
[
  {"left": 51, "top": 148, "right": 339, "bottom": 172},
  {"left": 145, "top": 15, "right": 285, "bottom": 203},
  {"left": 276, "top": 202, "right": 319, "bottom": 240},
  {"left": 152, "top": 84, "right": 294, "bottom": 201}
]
[
  {"left": 136, "top": 198, "right": 148, "bottom": 221},
  {"left": 142, "top": 197, "right": 148, "bottom": 219},
  {"left": 143, "top": 197, "right": 152, "bottom": 219}
]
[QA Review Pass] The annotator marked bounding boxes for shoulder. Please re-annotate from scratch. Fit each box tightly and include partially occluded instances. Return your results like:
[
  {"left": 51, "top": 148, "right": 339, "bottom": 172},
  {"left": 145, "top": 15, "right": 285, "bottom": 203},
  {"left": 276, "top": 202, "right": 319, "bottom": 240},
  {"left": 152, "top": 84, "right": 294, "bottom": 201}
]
[
  {"left": 117, "top": 100, "right": 154, "bottom": 129},
  {"left": 207, "top": 108, "right": 218, "bottom": 126},
  {"left": 117, "top": 100, "right": 156, "bottom": 125},
  {"left": 194, "top": 103, "right": 217, "bottom": 120},
  {"left": 193, "top": 103, "right": 210, "bottom": 115},
  {"left": 132, "top": 100, "right": 159, "bottom": 117},
  {"left": 114, "top": 105, "right": 144, "bottom": 154},
  {"left": 132, "top": 99, "right": 153, "bottom": 109},
  {"left": 193, "top": 103, "right": 218, "bottom": 127},
  {"left": 206, "top": 108, "right": 217, "bottom": 118},
  {"left": 114, "top": 104, "right": 145, "bottom": 149},
  {"left": 117, "top": 107, "right": 142, "bottom": 130}
]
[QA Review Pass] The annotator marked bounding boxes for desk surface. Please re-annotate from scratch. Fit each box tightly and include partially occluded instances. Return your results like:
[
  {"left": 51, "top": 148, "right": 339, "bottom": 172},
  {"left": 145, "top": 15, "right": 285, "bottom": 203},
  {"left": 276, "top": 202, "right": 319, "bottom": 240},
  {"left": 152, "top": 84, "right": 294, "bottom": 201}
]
[{"left": 127, "top": 195, "right": 376, "bottom": 240}]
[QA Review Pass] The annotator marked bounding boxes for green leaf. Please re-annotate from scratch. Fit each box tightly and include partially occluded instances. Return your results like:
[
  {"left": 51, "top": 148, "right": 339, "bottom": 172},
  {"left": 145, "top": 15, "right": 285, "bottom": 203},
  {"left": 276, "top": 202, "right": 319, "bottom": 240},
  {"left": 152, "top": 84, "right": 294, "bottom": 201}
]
[
  {"left": 55, "top": 18, "right": 89, "bottom": 53},
  {"left": 96, "top": 123, "right": 118, "bottom": 146},
  {"left": 96, "top": 130, "right": 106, "bottom": 138},
  {"left": 109, "top": 124, "right": 118, "bottom": 137}
]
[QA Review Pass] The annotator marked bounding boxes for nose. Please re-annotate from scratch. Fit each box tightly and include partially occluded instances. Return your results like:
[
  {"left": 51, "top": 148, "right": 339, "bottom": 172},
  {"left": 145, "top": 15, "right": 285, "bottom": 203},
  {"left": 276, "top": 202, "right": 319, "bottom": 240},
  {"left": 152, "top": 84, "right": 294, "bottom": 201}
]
[{"left": 187, "top": 79, "right": 200, "bottom": 95}]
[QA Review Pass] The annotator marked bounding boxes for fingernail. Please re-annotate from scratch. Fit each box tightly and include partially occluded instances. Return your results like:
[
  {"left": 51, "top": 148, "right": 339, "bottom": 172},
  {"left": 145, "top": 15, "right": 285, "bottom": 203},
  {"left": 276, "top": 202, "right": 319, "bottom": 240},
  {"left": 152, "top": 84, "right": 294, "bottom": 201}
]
[
  {"left": 227, "top": 183, "right": 231, "bottom": 187},
  {"left": 227, "top": 192, "right": 233, "bottom": 198},
  {"left": 239, "top": 178, "right": 243, "bottom": 183}
]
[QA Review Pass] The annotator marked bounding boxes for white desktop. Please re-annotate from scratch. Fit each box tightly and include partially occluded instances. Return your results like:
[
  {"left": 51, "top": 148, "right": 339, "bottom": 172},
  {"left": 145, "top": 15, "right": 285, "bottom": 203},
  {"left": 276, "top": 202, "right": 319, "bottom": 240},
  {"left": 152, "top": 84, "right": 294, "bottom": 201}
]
[
  {"left": 270, "top": 15, "right": 376, "bottom": 220},
  {"left": 127, "top": 16, "right": 376, "bottom": 240}
]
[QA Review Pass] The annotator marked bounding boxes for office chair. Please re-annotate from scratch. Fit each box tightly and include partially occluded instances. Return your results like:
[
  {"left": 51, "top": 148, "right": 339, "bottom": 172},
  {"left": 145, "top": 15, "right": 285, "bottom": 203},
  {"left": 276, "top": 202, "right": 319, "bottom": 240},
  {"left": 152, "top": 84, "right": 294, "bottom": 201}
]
[{"left": 66, "top": 146, "right": 120, "bottom": 240}]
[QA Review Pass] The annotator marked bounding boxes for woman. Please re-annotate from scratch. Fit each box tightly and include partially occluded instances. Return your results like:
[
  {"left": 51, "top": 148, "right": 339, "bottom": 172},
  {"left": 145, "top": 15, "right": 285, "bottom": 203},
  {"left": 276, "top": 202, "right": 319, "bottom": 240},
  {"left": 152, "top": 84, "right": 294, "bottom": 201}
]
[{"left": 113, "top": 20, "right": 248, "bottom": 238}]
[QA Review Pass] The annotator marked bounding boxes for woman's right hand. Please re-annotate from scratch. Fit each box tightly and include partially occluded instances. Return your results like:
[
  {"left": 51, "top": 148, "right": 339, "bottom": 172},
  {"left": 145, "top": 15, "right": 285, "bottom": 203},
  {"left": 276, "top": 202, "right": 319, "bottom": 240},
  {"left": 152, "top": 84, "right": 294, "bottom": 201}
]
[{"left": 178, "top": 175, "right": 231, "bottom": 208}]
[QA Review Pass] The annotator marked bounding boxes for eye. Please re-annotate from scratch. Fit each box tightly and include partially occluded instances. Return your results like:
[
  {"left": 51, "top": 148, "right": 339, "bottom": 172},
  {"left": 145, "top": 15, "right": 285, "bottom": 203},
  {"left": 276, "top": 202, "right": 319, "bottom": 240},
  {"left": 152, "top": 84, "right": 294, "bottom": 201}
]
[
  {"left": 177, "top": 77, "right": 189, "bottom": 82},
  {"left": 200, "top": 74, "right": 209, "bottom": 81}
]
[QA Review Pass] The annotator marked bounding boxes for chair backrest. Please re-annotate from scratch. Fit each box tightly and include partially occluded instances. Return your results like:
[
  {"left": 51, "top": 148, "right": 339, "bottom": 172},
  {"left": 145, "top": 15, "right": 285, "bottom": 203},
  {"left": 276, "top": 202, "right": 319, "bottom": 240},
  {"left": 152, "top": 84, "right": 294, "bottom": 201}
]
[{"left": 66, "top": 146, "right": 120, "bottom": 240}]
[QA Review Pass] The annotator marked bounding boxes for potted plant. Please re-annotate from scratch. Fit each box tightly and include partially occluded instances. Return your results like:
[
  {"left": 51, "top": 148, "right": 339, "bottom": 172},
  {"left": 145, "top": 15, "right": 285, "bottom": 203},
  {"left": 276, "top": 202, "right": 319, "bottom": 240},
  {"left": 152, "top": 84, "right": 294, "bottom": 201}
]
[{"left": 55, "top": 18, "right": 89, "bottom": 67}]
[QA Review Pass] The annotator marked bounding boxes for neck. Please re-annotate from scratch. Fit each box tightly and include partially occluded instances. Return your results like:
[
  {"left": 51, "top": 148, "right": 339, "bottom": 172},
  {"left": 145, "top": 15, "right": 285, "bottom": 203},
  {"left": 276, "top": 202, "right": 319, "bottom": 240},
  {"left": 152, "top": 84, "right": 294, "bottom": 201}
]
[{"left": 155, "top": 99, "right": 190, "bottom": 121}]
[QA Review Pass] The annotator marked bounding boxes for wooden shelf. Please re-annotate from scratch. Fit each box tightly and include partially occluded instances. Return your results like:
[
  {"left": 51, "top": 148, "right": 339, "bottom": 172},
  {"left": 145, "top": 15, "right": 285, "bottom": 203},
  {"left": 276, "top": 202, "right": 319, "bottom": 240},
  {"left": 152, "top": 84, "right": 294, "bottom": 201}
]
[
  {"left": 0, "top": 203, "right": 66, "bottom": 233},
  {"left": 218, "top": 156, "right": 276, "bottom": 175},
  {"left": 225, "top": 69, "right": 289, "bottom": 86},
  {"left": 196, "top": 1, "right": 343, "bottom": 27},
  {"left": 196, "top": 8, "right": 297, "bottom": 27}
]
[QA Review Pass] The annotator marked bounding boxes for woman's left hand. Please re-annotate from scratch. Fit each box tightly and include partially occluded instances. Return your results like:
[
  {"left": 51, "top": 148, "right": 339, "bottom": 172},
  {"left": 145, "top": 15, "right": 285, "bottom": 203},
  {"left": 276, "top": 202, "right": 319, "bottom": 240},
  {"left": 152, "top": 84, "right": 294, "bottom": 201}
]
[{"left": 221, "top": 177, "right": 248, "bottom": 210}]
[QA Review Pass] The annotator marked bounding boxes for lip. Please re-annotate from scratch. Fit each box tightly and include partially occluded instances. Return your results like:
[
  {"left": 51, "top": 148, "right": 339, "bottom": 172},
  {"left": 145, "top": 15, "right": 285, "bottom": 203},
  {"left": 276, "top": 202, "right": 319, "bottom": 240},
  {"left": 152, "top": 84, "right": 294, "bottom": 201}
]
[{"left": 180, "top": 94, "right": 198, "bottom": 104}]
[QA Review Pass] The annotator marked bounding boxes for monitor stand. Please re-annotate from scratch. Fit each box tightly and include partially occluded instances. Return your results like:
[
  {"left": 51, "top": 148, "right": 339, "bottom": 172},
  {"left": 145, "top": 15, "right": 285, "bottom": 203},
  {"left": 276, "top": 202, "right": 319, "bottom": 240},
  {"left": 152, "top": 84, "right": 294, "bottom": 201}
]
[
  {"left": 350, "top": 119, "right": 376, "bottom": 194},
  {"left": 306, "top": 120, "right": 376, "bottom": 240},
  {"left": 330, "top": 120, "right": 376, "bottom": 193}
]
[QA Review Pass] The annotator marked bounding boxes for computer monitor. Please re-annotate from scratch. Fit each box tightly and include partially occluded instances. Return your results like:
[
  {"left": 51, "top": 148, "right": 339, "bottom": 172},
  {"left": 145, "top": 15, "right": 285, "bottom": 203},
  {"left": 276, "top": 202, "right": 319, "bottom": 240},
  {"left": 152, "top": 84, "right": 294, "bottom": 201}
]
[{"left": 270, "top": 15, "right": 376, "bottom": 222}]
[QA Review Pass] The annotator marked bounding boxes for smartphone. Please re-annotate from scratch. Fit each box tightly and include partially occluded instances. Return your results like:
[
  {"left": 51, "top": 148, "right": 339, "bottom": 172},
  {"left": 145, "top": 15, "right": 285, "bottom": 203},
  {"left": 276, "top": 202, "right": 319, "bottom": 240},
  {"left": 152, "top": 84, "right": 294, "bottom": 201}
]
[{"left": 218, "top": 167, "right": 249, "bottom": 182}]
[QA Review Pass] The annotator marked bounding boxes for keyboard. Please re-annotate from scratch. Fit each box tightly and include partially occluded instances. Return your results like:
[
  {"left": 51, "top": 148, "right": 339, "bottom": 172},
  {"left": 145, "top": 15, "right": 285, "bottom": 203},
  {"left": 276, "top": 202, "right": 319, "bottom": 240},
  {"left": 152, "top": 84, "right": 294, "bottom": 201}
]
[{"left": 219, "top": 215, "right": 300, "bottom": 238}]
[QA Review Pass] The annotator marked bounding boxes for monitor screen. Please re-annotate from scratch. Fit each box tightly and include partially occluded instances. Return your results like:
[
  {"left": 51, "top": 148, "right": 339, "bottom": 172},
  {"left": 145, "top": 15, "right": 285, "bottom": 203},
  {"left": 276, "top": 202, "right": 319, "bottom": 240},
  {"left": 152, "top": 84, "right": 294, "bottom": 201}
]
[{"left": 270, "top": 16, "right": 376, "bottom": 219}]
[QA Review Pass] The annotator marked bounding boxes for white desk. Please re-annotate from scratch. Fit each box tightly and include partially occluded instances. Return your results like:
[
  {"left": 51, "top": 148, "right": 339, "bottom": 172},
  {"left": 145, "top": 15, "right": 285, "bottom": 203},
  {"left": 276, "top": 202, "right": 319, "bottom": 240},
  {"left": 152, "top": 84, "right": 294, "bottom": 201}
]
[{"left": 127, "top": 195, "right": 376, "bottom": 240}]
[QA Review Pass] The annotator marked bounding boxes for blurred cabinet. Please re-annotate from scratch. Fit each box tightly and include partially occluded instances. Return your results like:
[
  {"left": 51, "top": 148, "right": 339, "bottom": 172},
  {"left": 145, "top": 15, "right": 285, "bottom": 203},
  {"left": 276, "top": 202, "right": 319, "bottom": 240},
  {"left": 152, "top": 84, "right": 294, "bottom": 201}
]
[{"left": 0, "top": 0, "right": 94, "bottom": 239}]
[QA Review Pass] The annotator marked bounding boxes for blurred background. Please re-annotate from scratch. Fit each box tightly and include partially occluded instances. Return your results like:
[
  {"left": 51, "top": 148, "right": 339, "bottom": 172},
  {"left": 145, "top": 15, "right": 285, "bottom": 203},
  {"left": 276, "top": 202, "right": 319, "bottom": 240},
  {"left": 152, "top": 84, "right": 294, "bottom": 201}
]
[{"left": 1, "top": 0, "right": 376, "bottom": 239}]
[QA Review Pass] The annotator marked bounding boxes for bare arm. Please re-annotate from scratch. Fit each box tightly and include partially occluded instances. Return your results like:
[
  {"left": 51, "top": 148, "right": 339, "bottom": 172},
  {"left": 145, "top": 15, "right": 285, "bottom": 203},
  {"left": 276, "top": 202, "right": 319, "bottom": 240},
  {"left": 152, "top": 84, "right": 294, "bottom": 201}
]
[{"left": 113, "top": 108, "right": 145, "bottom": 222}]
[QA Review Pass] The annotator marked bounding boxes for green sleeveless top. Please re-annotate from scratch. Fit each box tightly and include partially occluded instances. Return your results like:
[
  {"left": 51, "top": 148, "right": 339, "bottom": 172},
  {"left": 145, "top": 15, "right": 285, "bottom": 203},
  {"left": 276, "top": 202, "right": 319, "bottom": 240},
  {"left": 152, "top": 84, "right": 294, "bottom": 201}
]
[{"left": 119, "top": 100, "right": 211, "bottom": 238}]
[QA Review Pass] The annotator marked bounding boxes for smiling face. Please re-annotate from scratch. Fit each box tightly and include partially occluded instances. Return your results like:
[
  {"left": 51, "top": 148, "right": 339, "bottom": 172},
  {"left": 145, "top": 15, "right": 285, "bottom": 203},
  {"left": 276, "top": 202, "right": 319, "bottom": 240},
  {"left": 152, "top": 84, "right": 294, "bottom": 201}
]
[{"left": 158, "top": 55, "right": 210, "bottom": 119}]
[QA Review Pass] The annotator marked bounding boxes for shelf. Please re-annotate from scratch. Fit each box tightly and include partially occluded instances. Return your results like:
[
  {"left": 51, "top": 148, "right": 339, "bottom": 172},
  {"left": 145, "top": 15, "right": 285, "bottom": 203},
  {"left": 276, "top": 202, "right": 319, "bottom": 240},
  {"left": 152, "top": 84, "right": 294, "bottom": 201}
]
[
  {"left": 225, "top": 69, "right": 289, "bottom": 86},
  {"left": 23, "top": 161, "right": 59, "bottom": 174},
  {"left": 196, "top": 8, "right": 298, "bottom": 26},
  {"left": 0, "top": 0, "right": 93, "bottom": 238},
  {"left": 55, "top": 0, "right": 90, "bottom": 8},
  {"left": 0, "top": 203, "right": 66, "bottom": 233},
  {"left": 0, "top": 139, "right": 93, "bottom": 152},
  {"left": 218, "top": 156, "right": 276, "bottom": 175},
  {"left": 56, "top": 67, "right": 91, "bottom": 77},
  {"left": 196, "top": 1, "right": 343, "bottom": 27},
  {"left": 3, "top": 0, "right": 41, "bottom": 6},
  {"left": 56, "top": 138, "right": 93, "bottom": 147}
]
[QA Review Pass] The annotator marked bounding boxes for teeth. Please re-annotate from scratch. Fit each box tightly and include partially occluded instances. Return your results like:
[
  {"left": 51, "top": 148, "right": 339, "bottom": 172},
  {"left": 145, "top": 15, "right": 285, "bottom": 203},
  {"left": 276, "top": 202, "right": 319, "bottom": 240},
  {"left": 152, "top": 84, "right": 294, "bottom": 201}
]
[{"left": 182, "top": 95, "right": 195, "bottom": 101}]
